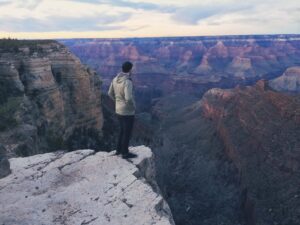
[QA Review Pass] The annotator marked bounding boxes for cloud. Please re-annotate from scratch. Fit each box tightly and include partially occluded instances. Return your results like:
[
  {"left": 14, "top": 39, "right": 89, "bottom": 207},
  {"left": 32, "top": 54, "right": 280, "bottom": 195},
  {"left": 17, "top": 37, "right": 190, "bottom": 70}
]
[
  {"left": 170, "top": 3, "right": 253, "bottom": 25},
  {"left": 0, "top": 0, "right": 10, "bottom": 7},
  {"left": 0, "top": 0, "right": 299, "bottom": 38},
  {"left": 0, "top": 0, "right": 43, "bottom": 9},
  {"left": 15, "top": 0, "right": 43, "bottom": 9},
  {"left": 0, "top": 13, "right": 131, "bottom": 32},
  {"left": 127, "top": 25, "right": 150, "bottom": 31},
  {"left": 70, "top": 0, "right": 177, "bottom": 13}
]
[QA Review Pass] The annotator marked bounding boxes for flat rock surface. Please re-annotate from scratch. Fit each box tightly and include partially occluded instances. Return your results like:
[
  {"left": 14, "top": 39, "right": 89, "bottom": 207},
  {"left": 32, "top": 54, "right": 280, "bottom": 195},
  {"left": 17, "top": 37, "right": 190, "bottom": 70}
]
[{"left": 0, "top": 146, "right": 174, "bottom": 225}]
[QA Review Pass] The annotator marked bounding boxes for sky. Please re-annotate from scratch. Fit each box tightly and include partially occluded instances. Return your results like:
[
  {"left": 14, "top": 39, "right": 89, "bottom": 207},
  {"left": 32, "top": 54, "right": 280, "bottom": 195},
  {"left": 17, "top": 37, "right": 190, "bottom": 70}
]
[{"left": 0, "top": 0, "right": 299, "bottom": 39}]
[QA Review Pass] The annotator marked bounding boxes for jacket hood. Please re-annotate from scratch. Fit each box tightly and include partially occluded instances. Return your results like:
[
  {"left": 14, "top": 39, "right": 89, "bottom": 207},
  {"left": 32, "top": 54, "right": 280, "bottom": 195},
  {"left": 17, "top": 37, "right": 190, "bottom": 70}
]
[{"left": 116, "top": 72, "right": 131, "bottom": 83}]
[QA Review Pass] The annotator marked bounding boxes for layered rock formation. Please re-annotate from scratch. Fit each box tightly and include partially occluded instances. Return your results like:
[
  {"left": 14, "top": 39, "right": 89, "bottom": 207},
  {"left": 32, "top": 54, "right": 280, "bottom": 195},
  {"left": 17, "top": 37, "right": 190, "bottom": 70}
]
[
  {"left": 269, "top": 66, "right": 300, "bottom": 93},
  {"left": 60, "top": 35, "right": 300, "bottom": 114},
  {"left": 0, "top": 145, "right": 174, "bottom": 225},
  {"left": 0, "top": 40, "right": 103, "bottom": 158},
  {"left": 61, "top": 35, "right": 300, "bottom": 97},
  {"left": 151, "top": 81, "right": 300, "bottom": 225}
]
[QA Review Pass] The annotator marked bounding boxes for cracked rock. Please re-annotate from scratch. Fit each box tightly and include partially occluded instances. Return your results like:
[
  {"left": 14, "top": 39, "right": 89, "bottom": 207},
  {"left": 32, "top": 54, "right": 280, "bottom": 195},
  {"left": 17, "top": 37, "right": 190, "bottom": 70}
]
[{"left": 0, "top": 145, "right": 174, "bottom": 225}]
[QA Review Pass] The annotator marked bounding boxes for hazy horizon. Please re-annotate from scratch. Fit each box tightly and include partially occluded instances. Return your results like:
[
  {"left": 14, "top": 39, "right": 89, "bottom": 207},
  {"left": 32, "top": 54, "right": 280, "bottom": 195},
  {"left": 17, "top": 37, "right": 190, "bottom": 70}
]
[{"left": 2, "top": 33, "right": 300, "bottom": 41}]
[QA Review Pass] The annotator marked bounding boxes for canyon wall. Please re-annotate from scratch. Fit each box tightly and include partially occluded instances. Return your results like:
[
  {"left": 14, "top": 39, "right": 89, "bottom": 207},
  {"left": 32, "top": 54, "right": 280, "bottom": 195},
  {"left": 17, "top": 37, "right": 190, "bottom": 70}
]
[
  {"left": 0, "top": 40, "right": 103, "bottom": 158},
  {"left": 151, "top": 81, "right": 300, "bottom": 225}
]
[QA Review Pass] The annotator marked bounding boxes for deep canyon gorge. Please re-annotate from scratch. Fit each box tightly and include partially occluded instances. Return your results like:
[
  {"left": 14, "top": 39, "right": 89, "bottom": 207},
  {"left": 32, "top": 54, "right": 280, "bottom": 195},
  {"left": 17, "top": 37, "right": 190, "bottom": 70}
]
[
  {"left": 61, "top": 35, "right": 300, "bottom": 225},
  {"left": 1, "top": 35, "right": 300, "bottom": 225}
]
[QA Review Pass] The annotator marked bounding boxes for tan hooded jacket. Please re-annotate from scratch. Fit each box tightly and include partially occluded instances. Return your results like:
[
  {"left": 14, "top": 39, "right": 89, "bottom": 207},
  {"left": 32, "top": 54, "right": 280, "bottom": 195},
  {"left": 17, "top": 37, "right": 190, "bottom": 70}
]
[{"left": 108, "top": 71, "right": 136, "bottom": 115}]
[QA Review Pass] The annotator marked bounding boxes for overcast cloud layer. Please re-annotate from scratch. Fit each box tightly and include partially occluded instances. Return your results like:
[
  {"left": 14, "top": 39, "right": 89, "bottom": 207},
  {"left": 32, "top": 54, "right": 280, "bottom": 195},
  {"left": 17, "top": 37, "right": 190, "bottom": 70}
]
[{"left": 0, "top": 0, "right": 299, "bottom": 39}]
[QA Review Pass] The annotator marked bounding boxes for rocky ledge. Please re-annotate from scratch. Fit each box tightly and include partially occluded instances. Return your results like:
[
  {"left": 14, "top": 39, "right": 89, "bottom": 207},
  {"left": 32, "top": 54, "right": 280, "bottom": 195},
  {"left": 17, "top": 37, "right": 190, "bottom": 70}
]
[{"left": 0, "top": 146, "right": 174, "bottom": 225}]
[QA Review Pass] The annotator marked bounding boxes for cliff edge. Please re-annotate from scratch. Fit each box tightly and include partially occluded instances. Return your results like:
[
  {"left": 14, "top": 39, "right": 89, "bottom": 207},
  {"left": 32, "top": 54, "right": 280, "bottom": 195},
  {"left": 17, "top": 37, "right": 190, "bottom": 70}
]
[{"left": 0, "top": 145, "right": 174, "bottom": 225}]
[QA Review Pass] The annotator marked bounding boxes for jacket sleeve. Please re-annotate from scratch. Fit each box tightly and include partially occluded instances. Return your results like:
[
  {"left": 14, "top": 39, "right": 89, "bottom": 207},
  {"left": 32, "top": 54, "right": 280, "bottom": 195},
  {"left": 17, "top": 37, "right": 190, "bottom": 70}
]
[
  {"left": 124, "top": 80, "right": 136, "bottom": 109},
  {"left": 108, "top": 81, "right": 115, "bottom": 101}
]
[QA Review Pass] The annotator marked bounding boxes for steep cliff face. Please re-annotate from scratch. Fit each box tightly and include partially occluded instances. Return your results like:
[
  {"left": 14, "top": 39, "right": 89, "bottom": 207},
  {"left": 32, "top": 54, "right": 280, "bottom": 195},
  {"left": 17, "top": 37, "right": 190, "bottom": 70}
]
[
  {"left": 200, "top": 81, "right": 300, "bottom": 224},
  {"left": 151, "top": 81, "right": 300, "bottom": 225},
  {"left": 0, "top": 145, "right": 175, "bottom": 225},
  {"left": 0, "top": 40, "right": 103, "bottom": 158}
]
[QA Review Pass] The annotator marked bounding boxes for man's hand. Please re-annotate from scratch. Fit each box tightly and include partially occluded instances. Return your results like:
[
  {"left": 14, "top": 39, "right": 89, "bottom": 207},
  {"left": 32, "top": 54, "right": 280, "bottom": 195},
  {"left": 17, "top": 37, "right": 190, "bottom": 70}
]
[
  {"left": 124, "top": 79, "right": 135, "bottom": 110},
  {"left": 108, "top": 81, "right": 115, "bottom": 101}
]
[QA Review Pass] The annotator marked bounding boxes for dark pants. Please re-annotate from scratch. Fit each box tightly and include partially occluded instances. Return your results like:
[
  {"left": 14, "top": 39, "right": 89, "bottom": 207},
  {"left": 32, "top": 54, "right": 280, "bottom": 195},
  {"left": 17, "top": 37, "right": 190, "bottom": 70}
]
[{"left": 116, "top": 114, "right": 135, "bottom": 154}]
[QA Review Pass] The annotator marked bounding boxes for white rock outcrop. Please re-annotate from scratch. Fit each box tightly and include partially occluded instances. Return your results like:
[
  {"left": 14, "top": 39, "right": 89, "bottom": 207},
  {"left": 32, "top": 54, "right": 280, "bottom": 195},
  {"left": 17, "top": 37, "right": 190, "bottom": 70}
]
[
  {"left": 269, "top": 66, "right": 300, "bottom": 93},
  {"left": 0, "top": 146, "right": 174, "bottom": 225}
]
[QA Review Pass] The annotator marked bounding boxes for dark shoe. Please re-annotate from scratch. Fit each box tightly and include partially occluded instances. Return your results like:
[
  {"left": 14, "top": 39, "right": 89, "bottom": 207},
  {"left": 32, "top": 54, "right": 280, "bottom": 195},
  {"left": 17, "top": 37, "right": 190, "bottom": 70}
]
[
  {"left": 115, "top": 151, "right": 121, "bottom": 155},
  {"left": 122, "top": 152, "right": 137, "bottom": 159}
]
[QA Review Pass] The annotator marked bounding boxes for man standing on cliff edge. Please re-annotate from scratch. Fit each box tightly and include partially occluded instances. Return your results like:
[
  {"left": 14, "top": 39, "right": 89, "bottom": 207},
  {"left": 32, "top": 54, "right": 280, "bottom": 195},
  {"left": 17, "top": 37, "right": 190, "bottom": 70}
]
[{"left": 108, "top": 61, "right": 137, "bottom": 159}]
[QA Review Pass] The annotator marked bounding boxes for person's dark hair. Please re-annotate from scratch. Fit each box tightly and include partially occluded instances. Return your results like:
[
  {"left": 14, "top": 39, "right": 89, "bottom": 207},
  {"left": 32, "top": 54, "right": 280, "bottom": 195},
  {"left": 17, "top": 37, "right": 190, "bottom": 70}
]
[{"left": 122, "top": 61, "right": 133, "bottom": 73}]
